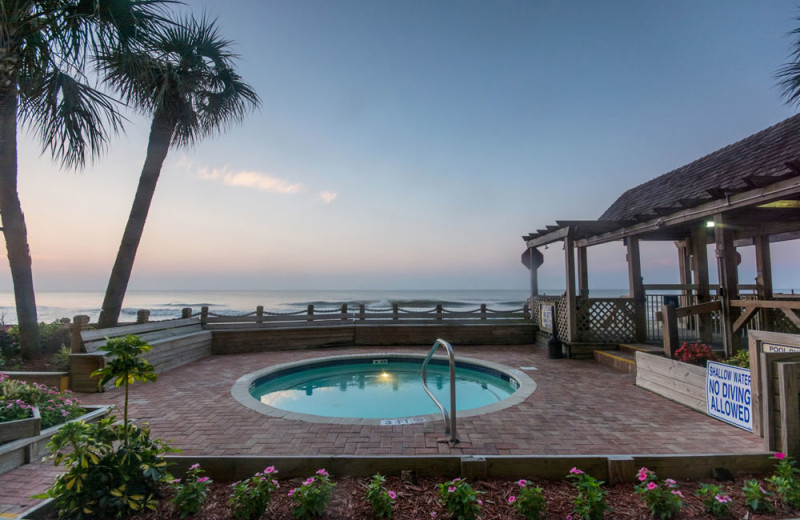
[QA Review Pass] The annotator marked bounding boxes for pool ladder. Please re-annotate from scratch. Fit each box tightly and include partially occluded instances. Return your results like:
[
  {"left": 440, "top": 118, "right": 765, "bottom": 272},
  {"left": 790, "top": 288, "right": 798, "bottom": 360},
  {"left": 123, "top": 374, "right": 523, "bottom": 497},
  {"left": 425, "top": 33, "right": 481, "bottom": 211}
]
[{"left": 421, "top": 338, "right": 459, "bottom": 445}]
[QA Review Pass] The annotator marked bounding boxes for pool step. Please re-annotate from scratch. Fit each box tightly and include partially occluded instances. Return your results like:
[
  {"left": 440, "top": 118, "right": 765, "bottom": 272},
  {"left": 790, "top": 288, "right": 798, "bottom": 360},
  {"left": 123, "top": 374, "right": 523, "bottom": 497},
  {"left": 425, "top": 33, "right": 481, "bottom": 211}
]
[
  {"left": 618, "top": 343, "right": 664, "bottom": 356},
  {"left": 593, "top": 349, "right": 636, "bottom": 374}
]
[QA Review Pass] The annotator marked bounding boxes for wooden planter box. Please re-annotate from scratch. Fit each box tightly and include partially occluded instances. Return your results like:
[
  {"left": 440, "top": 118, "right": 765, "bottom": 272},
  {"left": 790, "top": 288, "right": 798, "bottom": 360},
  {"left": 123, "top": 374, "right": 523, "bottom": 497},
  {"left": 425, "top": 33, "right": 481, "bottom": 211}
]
[
  {"left": 635, "top": 351, "right": 707, "bottom": 413},
  {"left": 0, "top": 406, "right": 41, "bottom": 443},
  {"left": 0, "top": 405, "right": 110, "bottom": 475}
]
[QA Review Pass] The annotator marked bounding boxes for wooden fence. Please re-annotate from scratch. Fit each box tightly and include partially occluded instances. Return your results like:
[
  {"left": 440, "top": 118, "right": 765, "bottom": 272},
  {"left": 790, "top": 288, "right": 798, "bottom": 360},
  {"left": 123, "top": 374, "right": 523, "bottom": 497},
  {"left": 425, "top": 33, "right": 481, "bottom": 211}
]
[{"left": 198, "top": 303, "right": 531, "bottom": 328}]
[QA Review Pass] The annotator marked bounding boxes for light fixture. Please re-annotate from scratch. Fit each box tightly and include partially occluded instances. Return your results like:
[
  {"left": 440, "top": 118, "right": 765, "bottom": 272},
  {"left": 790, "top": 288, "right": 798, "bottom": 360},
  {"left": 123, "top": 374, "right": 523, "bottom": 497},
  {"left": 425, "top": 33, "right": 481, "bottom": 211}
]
[{"left": 706, "top": 220, "right": 715, "bottom": 228}]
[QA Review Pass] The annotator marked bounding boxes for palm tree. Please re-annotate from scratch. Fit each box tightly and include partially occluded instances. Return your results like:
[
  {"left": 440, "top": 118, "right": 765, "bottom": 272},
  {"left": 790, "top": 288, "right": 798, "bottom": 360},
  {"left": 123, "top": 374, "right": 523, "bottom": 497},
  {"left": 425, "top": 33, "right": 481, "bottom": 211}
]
[
  {"left": 97, "top": 16, "right": 260, "bottom": 328},
  {"left": 777, "top": 20, "right": 800, "bottom": 105},
  {"left": 0, "top": 0, "right": 167, "bottom": 358}
]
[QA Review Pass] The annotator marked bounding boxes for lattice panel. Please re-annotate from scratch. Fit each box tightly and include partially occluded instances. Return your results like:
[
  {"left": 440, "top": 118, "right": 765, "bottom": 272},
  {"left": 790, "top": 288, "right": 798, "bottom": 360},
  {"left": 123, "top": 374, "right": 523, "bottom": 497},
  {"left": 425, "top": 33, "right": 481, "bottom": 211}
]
[
  {"left": 556, "top": 299, "right": 569, "bottom": 340},
  {"left": 769, "top": 309, "right": 800, "bottom": 334},
  {"left": 577, "top": 299, "right": 635, "bottom": 343}
]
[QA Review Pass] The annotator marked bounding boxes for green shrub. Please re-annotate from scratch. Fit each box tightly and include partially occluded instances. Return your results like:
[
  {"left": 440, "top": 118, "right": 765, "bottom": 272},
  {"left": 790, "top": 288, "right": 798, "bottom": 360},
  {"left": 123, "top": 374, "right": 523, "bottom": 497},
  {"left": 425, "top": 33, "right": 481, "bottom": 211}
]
[
  {"left": 437, "top": 478, "right": 482, "bottom": 520},
  {"left": 725, "top": 349, "right": 750, "bottom": 369}
]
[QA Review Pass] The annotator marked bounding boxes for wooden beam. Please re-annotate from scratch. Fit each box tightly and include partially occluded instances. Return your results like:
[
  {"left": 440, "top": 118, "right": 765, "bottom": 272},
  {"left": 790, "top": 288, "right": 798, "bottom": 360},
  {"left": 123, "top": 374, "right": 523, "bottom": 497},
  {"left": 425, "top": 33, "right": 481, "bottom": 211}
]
[
  {"left": 577, "top": 247, "right": 589, "bottom": 297},
  {"left": 691, "top": 225, "right": 713, "bottom": 344},
  {"left": 675, "top": 301, "right": 722, "bottom": 318},
  {"left": 755, "top": 235, "right": 773, "bottom": 301},
  {"left": 715, "top": 213, "right": 739, "bottom": 357},
  {"left": 732, "top": 306, "right": 760, "bottom": 334},
  {"left": 627, "top": 237, "right": 646, "bottom": 341},
  {"left": 525, "top": 226, "right": 569, "bottom": 248},
  {"left": 781, "top": 308, "right": 800, "bottom": 329}
]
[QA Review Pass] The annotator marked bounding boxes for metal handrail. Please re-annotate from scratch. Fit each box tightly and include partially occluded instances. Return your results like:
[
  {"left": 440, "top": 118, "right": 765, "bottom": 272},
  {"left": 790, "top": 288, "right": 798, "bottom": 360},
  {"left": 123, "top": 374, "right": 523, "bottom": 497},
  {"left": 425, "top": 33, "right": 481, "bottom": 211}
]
[{"left": 421, "top": 338, "right": 458, "bottom": 444}]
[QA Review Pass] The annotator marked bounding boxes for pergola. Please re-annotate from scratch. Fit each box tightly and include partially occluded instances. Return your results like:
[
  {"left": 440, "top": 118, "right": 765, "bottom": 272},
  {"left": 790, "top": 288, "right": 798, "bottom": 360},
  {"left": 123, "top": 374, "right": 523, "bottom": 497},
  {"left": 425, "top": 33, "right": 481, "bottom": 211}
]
[{"left": 522, "top": 114, "right": 800, "bottom": 358}]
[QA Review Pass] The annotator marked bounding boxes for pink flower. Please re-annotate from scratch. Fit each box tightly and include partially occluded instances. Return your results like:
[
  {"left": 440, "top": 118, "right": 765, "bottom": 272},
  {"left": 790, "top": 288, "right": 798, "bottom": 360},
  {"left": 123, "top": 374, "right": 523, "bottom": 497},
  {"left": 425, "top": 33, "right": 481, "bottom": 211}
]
[
  {"left": 265, "top": 466, "right": 277, "bottom": 474},
  {"left": 431, "top": 513, "right": 436, "bottom": 518},
  {"left": 647, "top": 482, "right": 658, "bottom": 491},
  {"left": 517, "top": 479, "right": 527, "bottom": 487},
  {"left": 303, "top": 478, "right": 314, "bottom": 486},
  {"left": 671, "top": 490, "right": 684, "bottom": 498},
  {"left": 637, "top": 468, "right": 648, "bottom": 481},
  {"left": 388, "top": 491, "right": 397, "bottom": 500},
  {"left": 171, "top": 478, "right": 181, "bottom": 484},
  {"left": 273, "top": 480, "right": 280, "bottom": 488},
  {"left": 197, "top": 477, "right": 210, "bottom": 483},
  {"left": 775, "top": 452, "right": 787, "bottom": 460},
  {"left": 477, "top": 499, "right": 483, "bottom": 505},
  {"left": 566, "top": 515, "right": 573, "bottom": 520},
  {"left": 189, "top": 463, "right": 200, "bottom": 470},
  {"left": 508, "top": 495, "right": 516, "bottom": 504},
  {"left": 715, "top": 494, "right": 732, "bottom": 503},
  {"left": 569, "top": 467, "right": 584, "bottom": 475},
  {"left": 448, "top": 486, "right": 456, "bottom": 493},
  {"left": 664, "top": 478, "right": 676, "bottom": 486},
  {"left": 316, "top": 468, "right": 329, "bottom": 476},
  {"left": 288, "top": 488, "right": 296, "bottom": 497}
]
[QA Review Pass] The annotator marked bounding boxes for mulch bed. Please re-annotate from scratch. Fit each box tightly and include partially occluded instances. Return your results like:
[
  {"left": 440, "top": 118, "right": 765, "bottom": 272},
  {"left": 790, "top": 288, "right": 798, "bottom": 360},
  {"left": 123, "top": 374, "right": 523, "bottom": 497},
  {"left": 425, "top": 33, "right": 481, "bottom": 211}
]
[{"left": 130, "top": 475, "right": 799, "bottom": 519}]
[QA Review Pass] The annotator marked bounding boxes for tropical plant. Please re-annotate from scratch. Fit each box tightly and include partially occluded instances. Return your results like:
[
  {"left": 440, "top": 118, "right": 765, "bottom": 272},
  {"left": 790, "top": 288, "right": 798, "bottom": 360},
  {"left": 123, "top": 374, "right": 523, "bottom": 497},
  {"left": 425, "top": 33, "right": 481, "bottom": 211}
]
[
  {"left": 38, "top": 338, "right": 173, "bottom": 519},
  {"left": 566, "top": 467, "right": 609, "bottom": 520},
  {"left": 365, "top": 473, "right": 396, "bottom": 518},
  {"left": 767, "top": 451, "right": 800, "bottom": 509},
  {"left": 508, "top": 479, "right": 546, "bottom": 520},
  {"left": 696, "top": 483, "right": 734, "bottom": 517},
  {"left": 97, "top": 15, "right": 260, "bottom": 327},
  {"left": 288, "top": 469, "right": 335, "bottom": 519},
  {"left": 228, "top": 466, "right": 280, "bottom": 520},
  {"left": 90, "top": 334, "right": 156, "bottom": 444},
  {"left": 742, "top": 478, "right": 772, "bottom": 513},
  {"left": 0, "top": 0, "right": 167, "bottom": 358},
  {"left": 170, "top": 463, "right": 212, "bottom": 519},
  {"left": 634, "top": 467, "right": 683, "bottom": 519},
  {"left": 437, "top": 477, "right": 483, "bottom": 520}
]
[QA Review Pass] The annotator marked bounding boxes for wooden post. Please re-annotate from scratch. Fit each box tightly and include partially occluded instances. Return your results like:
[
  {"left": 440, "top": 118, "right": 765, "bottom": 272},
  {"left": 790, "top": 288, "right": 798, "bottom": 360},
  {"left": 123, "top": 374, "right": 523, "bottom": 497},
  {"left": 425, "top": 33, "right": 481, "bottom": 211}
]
[
  {"left": 392, "top": 303, "right": 399, "bottom": 321},
  {"left": 676, "top": 240, "right": 692, "bottom": 307},
  {"left": 136, "top": 309, "right": 150, "bottom": 324},
  {"left": 529, "top": 247, "right": 539, "bottom": 297},
  {"left": 661, "top": 304, "right": 679, "bottom": 358},
  {"left": 480, "top": 304, "right": 487, "bottom": 320},
  {"left": 71, "top": 315, "right": 90, "bottom": 353},
  {"left": 435, "top": 304, "right": 443, "bottom": 322},
  {"left": 256, "top": 305, "right": 264, "bottom": 324},
  {"left": 755, "top": 234, "right": 773, "bottom": 300},
  {"left": 181, "top": 307, "right": 192, "bottom": 319},
  {"left": 341, "top": 303, "right": 348, "bottom": 321},
  {"left": 359, "top": 304, "right": 365, "bottom": 321},
  {"left": 626, "top": 237, "right": 646, "bottom": 342},
  {"left": 777, "top": 362, "right": 800, "bottom": 456},
  {"left": 577, "top": 246, "right": 589, "bottom": 297},
  {"left": 691, "top": 225, "right": 712, "bottom": 344},
  {"left": 307, "top": 304, "right": 314, "bottom": 322},
  {"left": 200, "top": 306, "right": 208, "bottom": 325},
  {"left": 714, "top": 213, "right": 739, "bottom": 357},
  {"left": 564, "top": 234, "right": 577, "bottom": 343}
]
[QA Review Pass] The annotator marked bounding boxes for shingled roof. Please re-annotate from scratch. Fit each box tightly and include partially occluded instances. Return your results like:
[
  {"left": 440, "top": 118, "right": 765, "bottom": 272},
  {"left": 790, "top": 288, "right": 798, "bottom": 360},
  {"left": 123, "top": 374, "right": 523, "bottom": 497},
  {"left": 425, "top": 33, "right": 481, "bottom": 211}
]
[{"left": 599, "top": 114, "right": 800, "bottom": 222}]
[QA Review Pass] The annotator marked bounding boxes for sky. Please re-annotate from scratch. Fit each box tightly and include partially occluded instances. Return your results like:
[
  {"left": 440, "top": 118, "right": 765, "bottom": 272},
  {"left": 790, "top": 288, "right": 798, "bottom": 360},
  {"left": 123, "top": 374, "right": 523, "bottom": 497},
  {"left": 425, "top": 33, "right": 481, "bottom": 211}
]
[{"left": 4, "top": 0, "right": 800, "bottom": 293}]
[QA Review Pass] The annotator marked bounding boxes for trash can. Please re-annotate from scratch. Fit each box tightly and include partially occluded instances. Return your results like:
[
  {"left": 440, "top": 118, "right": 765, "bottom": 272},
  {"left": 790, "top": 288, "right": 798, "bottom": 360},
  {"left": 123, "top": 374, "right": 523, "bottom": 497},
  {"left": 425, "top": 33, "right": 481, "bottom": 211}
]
[{"left": 547, "top": 334, "right": 563, "bottom": 359}]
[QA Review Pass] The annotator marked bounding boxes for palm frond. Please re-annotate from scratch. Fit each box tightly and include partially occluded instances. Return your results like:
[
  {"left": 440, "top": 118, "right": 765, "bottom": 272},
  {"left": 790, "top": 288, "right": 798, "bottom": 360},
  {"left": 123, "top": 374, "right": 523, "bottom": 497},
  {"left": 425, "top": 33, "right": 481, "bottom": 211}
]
[
  {"left": 777, "top": 23, "right": 800, "bottom": 106},
  {"left": 19, "top": 68, "right": 124, "bottom": 168}
]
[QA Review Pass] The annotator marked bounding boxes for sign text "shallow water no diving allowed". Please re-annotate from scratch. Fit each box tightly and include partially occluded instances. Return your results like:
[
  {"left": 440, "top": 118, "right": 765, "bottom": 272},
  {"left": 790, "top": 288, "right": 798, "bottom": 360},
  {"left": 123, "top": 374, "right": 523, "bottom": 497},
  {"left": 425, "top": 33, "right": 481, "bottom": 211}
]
[{"left": 706, "top": 361, "right": 752, "bottom": 432}]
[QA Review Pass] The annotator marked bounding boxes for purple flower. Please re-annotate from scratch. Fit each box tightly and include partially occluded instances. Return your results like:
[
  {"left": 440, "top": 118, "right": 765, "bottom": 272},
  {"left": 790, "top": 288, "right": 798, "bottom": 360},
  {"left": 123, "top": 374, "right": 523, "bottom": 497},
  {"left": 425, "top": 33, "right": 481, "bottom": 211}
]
[
  {"left": 388, "top": 490, "right": 397, "bottom": 500},
  {"left": 197, "top": 477, "right": 210, "bottom": 483},
  {"left": 288, "top": 488, "right": 296, "bottom": 497},
  {"left": 316, "top": 468, "right": 329, "bottom": 476},
  {"left": 775, "top": 452, "right": 787, "bottom": 460},
  {"left": 265, "top": 466, "right": 277, "bottom": 474},
  {"left": 671, "top": 490, "right": 684, "bottom": 498},
  {"left": 517, "top": 479, "right": 527, "bottom": 487},
  {"left": 303, "top": 477, "right": 314, "bottom": 486},
  {"left": 508, "top": 495, "right": 516, "bottom": 504},
  {"left": 190, "top": 463, "right": 200, "bottom": 470},
  {"left": 448, "top": 486, "right": 456, "bottom": 493},
  {"left": 569, "top": 467, "right": 584, "bottom": 475},
  {"left": 664, "top": 478, "right": 676, "bottom": 486},
  {"left": 171, "top": 478, "right": 182, "bottom": 484}
]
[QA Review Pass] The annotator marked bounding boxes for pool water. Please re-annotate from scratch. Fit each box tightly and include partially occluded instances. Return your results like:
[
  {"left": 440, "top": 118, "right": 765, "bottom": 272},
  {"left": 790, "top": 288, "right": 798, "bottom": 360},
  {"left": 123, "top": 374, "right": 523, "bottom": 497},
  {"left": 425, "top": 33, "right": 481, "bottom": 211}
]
[{"left": 249, "top": 359, "right": 520, "bottom": 419}]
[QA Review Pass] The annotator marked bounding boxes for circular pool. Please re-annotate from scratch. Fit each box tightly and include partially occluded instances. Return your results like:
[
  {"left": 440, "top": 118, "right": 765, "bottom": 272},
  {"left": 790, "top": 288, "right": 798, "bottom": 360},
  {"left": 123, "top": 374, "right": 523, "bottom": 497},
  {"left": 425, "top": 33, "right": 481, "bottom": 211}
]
[{"left": 231, "top": 353, "right": 536, "bottom": 425}]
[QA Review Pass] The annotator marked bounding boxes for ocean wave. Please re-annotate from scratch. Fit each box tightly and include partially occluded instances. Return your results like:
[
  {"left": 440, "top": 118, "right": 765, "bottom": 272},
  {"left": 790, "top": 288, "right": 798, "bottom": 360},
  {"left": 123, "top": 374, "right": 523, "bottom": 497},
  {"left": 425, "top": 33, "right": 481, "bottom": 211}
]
[{"left": 298, "top": 299, "right": 472, "bottom": 309}]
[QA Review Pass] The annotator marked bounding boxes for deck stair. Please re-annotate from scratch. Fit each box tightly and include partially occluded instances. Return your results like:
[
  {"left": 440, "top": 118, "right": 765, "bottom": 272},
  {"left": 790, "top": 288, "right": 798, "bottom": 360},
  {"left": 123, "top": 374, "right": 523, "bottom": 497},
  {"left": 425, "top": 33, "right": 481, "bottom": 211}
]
[{"left": 593, "top": 343, "right": 663, "bottom": 374}]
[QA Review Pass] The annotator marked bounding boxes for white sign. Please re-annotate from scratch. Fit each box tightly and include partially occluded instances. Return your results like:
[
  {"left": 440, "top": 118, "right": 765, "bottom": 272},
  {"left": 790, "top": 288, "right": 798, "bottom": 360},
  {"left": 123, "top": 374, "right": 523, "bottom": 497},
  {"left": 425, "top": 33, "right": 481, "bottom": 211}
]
[
  {"left": 540, "top": 305, "right": 554, "bottom": 332},
  {"left": 763, "top": 343, "right": 800, "bottom": 354},
  {"left": 706, "top": 361, "right": 752, "bottom": 432}
]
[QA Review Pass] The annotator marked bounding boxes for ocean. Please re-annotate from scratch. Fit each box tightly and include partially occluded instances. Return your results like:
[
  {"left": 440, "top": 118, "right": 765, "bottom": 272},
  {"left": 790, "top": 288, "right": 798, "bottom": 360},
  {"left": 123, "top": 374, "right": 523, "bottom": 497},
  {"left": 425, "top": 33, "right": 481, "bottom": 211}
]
[{"left": 0, "top": 289, "right": 543, "bottom": 324}]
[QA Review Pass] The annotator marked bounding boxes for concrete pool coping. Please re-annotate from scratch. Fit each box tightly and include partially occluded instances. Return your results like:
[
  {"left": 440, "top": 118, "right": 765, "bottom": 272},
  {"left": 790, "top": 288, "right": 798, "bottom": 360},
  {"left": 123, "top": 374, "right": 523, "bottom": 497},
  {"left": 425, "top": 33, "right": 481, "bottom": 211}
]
[{"left": 231, "top": 352, "right": 537, "bottom": 426}]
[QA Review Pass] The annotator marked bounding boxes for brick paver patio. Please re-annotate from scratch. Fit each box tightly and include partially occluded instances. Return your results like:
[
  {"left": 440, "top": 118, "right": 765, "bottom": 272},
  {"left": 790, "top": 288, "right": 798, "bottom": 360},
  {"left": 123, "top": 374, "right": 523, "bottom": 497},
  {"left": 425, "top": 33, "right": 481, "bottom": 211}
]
[{"left": 0, "top": 344, "right": 766, "bottom": 516}]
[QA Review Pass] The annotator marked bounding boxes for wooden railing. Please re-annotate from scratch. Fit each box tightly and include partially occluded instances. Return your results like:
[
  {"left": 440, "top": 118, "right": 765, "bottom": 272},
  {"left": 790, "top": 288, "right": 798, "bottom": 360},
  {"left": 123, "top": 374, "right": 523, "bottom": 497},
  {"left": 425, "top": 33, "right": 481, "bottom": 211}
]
[
  {"left": 731, "top": 299, "right": 800, "bottom": 335},
  {"left": 199, "top": 303, "right": 531, "bottom": 328}
]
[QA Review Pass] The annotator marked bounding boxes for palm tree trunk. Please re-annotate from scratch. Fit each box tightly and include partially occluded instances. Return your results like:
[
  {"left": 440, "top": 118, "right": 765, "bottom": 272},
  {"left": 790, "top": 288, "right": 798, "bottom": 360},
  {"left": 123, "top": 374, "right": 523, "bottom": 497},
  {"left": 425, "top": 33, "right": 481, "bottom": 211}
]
[
  {"left": 0, "top": 84, "right": 41, "bottom": 358},
  {"left": 98, "top": 112, "right": 174, "bottom": 328}
]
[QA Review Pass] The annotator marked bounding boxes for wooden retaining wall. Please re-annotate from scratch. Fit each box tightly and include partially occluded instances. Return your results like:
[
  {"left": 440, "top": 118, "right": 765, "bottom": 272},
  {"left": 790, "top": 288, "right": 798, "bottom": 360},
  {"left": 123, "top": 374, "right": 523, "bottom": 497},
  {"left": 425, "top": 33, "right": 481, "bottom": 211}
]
[
  {"left": 635, "top": 351, "right": 707, "bottom": 413},
  {"left": 210, "top": 323, "right": 536, "bottom": 355}
]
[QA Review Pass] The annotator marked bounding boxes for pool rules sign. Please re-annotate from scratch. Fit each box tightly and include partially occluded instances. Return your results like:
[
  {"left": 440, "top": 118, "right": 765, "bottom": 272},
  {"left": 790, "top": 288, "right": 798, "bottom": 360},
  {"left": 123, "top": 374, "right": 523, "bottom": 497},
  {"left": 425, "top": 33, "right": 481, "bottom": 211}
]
[{"left": 706, "top": 361, "right": 752, "bottom": 432}]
